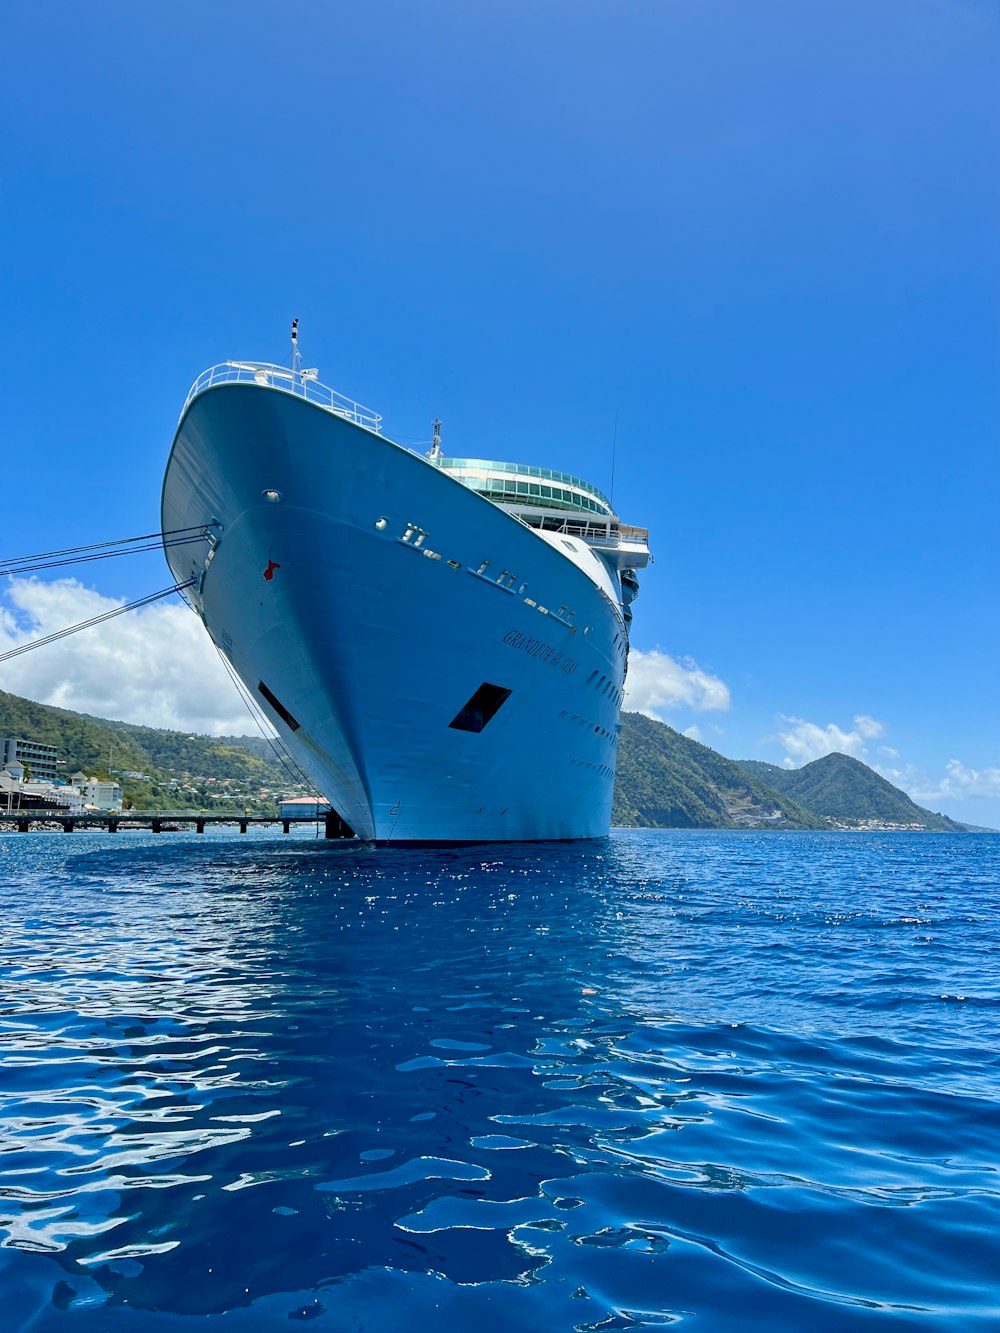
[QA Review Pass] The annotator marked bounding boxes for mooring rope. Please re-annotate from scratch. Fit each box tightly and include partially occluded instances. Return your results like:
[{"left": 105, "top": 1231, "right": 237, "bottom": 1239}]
[
  {"left": 0, "top": 527, "right": 210, "bottom": 578},
  {"left": 0, "top": 580, "right": 196, "bottom": 663},
  {"left": 211, "top": 642, "right": 326, "bottom": 805}
]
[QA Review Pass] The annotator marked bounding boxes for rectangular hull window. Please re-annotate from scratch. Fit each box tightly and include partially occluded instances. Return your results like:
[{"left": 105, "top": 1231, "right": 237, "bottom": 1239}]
[
  {"left": 258, "top": 681, "right": 301, "bottom": 732},
  {"left": 449, "top": 683, "right": 512, "bottom": 733}
]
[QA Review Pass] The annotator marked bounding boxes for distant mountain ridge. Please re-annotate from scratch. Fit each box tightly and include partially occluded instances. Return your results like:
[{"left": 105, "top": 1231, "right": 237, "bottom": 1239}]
[
  {"left": 0, "top": 688, "right": 977, "bottom": 830},
  {"left": 612, "top": 713, "right": 825, "bottom": 829},
  {"left": 612, "top": 714, "right": 972, "bottom": 832},
  {"left": 736, "top": 752, "right": 964, "bottom": 831}
]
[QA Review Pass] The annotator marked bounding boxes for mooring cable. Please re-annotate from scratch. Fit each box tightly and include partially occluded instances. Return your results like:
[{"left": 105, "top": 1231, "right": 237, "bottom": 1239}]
[
  {"left": 0, "top": 580, "right": 196, "bottom": 664},
  {"left": 211, "top": 641, "right": 326, "bottom": 803},
  {"left": 1, "top": 536, "right": 208, "bottom": 578},
  {"left": 0, "top": 526, "right": 210, "bottom": 574}
]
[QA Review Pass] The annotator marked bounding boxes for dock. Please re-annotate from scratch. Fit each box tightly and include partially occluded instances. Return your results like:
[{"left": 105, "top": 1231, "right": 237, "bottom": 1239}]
[{"left": 0, "top": 810, "right": 354, "bottom": 838}]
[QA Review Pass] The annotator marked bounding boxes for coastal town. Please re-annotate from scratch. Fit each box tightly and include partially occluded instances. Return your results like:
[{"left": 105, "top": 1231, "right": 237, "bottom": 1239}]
[
  {"left": 0, "top": 733, "right": 308, "bottom": 821},
  {"left": 1, "top": 736, "right": 123, "bottom": 814}
]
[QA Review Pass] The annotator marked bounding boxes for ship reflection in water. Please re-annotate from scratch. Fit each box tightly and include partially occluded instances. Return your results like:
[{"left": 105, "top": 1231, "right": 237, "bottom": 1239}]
[{"left": 3, "top": 828, "right": 1000, "bottom": 1331}]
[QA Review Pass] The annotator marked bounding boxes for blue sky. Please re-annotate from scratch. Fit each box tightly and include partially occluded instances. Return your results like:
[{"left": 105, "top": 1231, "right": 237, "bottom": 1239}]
[{"left": 1, "top": 0, "right": 997, "bottom": 826}]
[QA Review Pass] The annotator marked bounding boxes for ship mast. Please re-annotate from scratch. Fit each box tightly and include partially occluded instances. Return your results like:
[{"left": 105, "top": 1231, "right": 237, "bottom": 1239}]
[
  {"left": 291, "top": 318, "right": 301, "bottom": 390},
  {"left": 428, "top": 418, "right": 443, "bottom": 461}
]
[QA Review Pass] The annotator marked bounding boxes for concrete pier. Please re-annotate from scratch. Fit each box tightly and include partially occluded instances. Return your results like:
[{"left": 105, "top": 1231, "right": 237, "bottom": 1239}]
[{"left": 0, "top": 812, "right": 354, "bottom": 838}]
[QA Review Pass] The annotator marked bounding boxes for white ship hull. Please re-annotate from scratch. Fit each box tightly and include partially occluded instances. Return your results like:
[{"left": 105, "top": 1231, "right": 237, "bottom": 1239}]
[{"left": 162, "top": 375, "right": 644, "bottom": 842}]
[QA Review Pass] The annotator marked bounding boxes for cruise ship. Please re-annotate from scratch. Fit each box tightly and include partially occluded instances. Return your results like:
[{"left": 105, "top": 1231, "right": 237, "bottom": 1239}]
[{"left": 160, "top": 354, "right": 649, "bottom": 841}]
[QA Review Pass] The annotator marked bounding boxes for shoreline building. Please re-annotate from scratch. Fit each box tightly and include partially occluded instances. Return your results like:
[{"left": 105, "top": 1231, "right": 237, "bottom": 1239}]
[
  {"left": 279, "top": 796, "right": 330, "bottom": 820},
  {"left": 81, "top": 778, "right": 123, "bottom": 812},
  {"left": 1, "top": 756, "right": 122, "bottom": 815},
  {"left": 2, "top": 738, "right": 59, "bottom": 783}
]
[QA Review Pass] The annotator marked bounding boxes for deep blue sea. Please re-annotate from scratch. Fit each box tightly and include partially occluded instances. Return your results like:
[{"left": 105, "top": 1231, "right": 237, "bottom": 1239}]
[{"left": 2, "top": 829, "right": 999, "bottom": 1331}]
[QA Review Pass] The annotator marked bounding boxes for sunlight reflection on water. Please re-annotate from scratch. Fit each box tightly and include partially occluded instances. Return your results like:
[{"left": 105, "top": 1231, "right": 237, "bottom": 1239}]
[{"left": 2, "top": 828, "right": 999, "bottom": 1330}]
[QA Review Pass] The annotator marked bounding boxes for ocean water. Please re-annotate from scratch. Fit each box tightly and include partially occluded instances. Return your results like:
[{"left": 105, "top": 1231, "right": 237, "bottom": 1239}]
[{"left": 1, "top": 829, "right": 999, "bottom": 1331}]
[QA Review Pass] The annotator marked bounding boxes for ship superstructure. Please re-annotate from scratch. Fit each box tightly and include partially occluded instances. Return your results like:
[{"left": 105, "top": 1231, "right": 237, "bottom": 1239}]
[{"left": 161, "top": 357, "right": 649, "bottom": 841}]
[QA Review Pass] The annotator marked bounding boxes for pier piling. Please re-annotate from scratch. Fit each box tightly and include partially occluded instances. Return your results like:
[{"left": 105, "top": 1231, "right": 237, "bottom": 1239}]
[{"left": 324, "top": 810, "right": 351, "bottom": 839}]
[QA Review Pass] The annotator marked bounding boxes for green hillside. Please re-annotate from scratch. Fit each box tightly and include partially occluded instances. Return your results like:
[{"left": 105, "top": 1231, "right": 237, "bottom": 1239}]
[
  {"left": 737, "top": 752, "right": 964, "bottom": 831},
  {"left": 612, "top": 713, "right": 827, "bottom": 829},
  {"left": 0, "top": 689, "right": 294, "bottom": 813},
  {"left": 738, "top": 759, "right": 796, "bottom": 790}
]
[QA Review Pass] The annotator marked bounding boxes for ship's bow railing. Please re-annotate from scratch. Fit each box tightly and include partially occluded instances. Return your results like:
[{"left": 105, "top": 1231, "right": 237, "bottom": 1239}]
[{"left": 181, "top": 362, "right": 383, "bottom": 432}]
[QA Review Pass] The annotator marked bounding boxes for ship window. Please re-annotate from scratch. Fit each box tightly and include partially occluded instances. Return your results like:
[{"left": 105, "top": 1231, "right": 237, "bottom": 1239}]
[
  {"left": 258, "top": 681, "right": 301, "bottom": 732},
  {"left": 449, "top": 682, "right": 512, "bottom": 734}
]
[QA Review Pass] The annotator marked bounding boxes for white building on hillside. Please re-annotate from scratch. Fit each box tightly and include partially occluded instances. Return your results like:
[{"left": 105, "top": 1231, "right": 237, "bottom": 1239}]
[{"left": 82, "top": 779, "right": 123, "bottom": 812}]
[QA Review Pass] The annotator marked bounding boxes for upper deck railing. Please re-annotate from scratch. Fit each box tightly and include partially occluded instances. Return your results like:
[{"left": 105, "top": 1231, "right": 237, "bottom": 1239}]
[{"left": 181, "top": 362, "right": 383, "bottom": 433}]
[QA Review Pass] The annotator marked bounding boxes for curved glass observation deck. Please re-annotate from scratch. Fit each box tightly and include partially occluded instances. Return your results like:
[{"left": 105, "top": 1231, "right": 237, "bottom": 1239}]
[{"left": 434, "top": 458, "right": 616, "bottom": 520}]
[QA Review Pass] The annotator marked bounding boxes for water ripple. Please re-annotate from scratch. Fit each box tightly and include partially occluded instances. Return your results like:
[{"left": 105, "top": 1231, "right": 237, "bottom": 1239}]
[{"left": 1, "top": 829, "right": 999, "bottom": 1329}]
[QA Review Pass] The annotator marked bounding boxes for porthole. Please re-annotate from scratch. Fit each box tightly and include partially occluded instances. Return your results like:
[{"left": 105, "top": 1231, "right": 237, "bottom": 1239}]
[{"left": 262, "top": 489, "right": 282, "bottom": 503}]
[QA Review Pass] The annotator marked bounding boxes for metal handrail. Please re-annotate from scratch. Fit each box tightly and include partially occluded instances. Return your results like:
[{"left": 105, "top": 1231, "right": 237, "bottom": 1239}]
[{"left": 180, "top": 361, "right": 383, "bottom": 433}]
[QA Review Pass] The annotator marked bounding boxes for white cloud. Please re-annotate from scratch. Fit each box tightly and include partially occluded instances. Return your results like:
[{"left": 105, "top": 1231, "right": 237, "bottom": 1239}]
[
  {"left": 853, "top": 715, "right": 885, "bottom": 740},
  {"left": 623, "top": 649, "right": 730, "bottom": 721},
  {"left": 905, "top": 759, "right": 1000, "bottom": 804},
  {"left": 775, "top": 713, "right": 886, "bottom": 766},
  {"left": 682, "top": 724, "right": 703, "bottom": 742},
  {"left": 0, "top": 577, "right": 252, "bottom": 735}
]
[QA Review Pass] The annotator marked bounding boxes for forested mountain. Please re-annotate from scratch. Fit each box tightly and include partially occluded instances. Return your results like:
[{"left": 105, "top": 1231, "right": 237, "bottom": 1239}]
[
  {"left": 612, "top": 713, "right": 826, "bottom": 829},
  {"left": 737, "top": 752, "right": 964, "bottom": 831}
]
